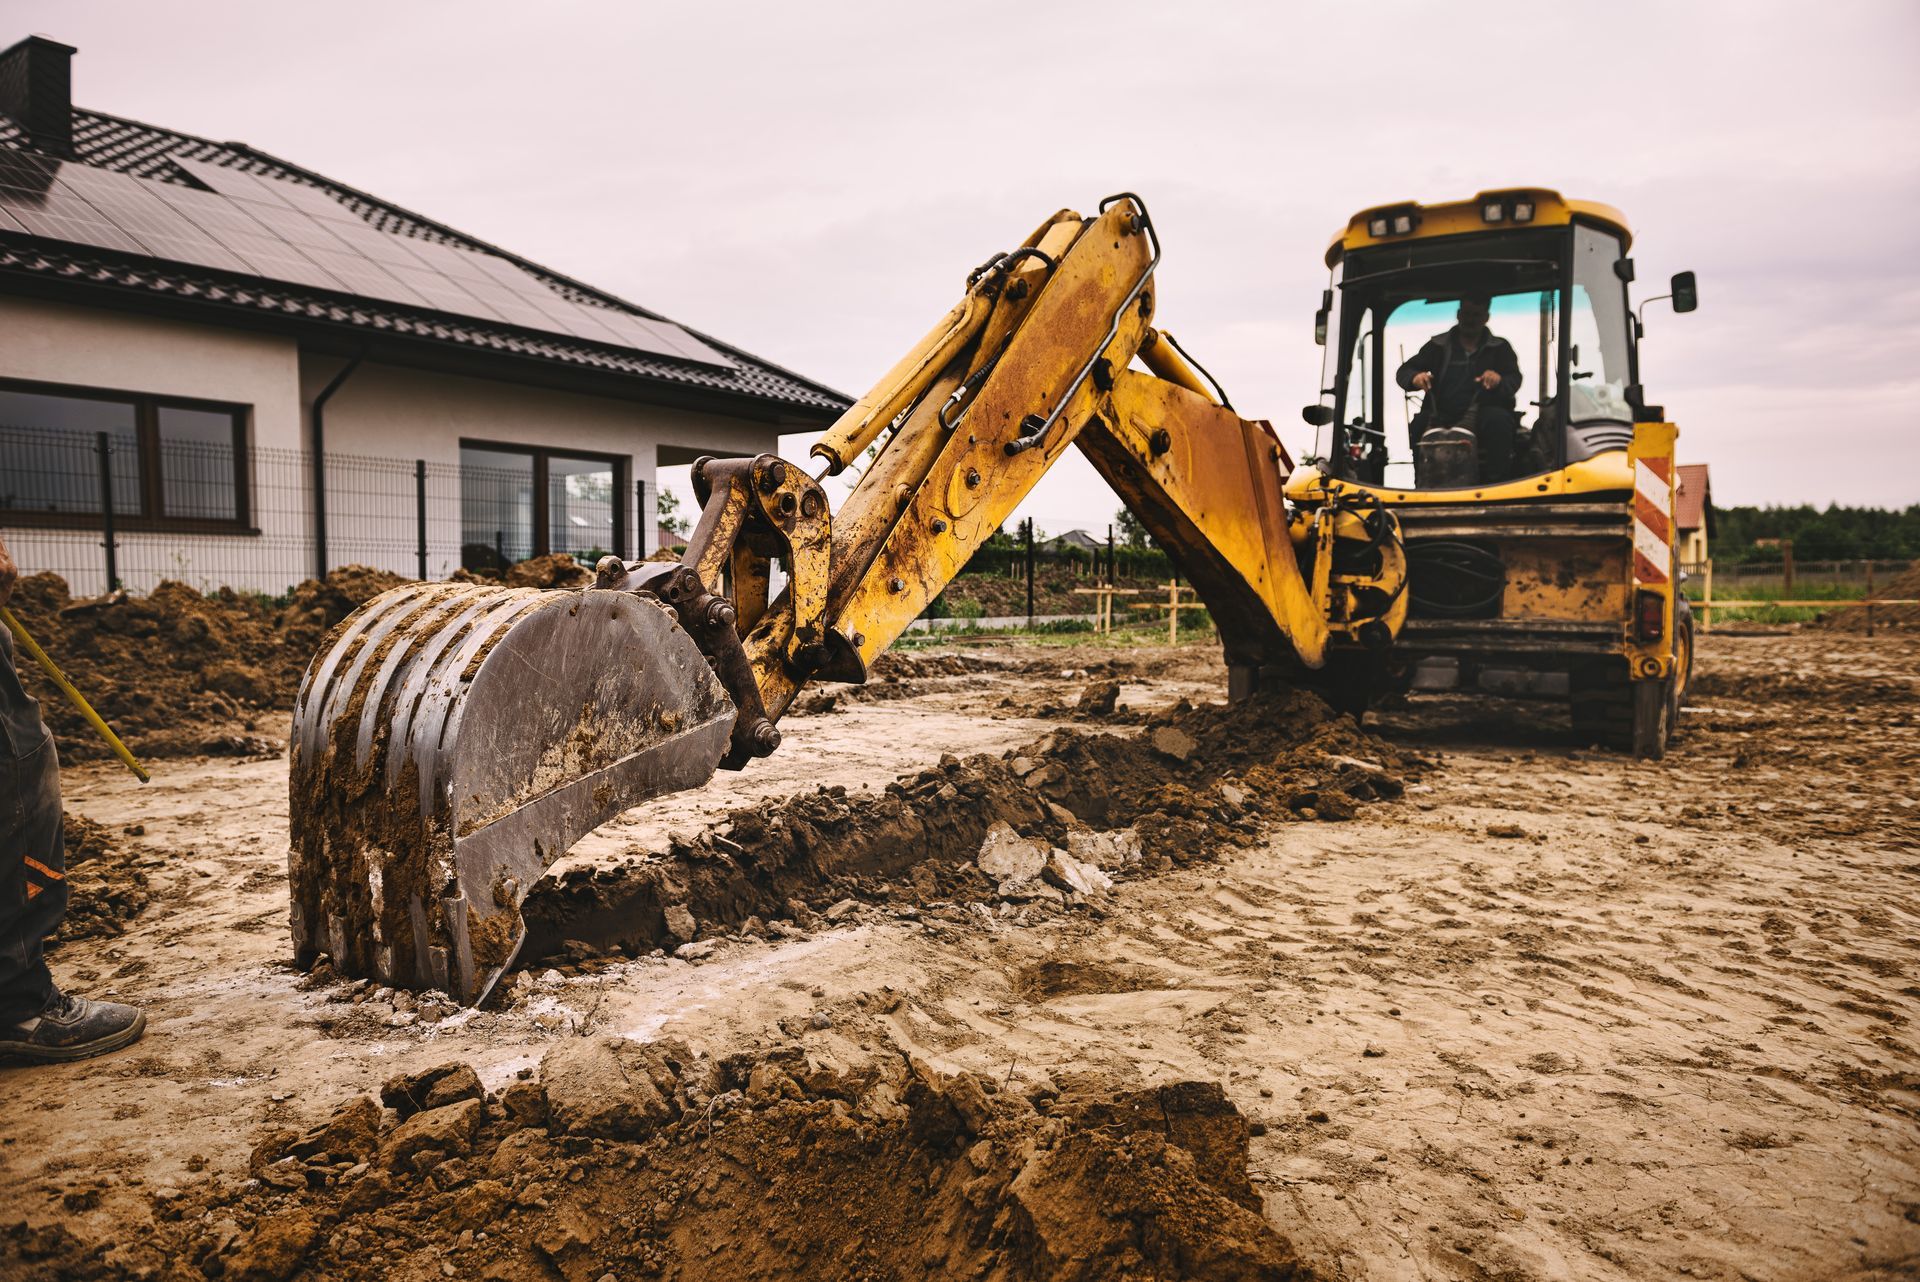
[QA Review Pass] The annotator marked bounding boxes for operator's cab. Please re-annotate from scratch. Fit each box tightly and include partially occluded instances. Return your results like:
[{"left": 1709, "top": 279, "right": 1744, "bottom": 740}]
[{"left": 1303, "top": 190, "right": 1696, "bottom": 492}]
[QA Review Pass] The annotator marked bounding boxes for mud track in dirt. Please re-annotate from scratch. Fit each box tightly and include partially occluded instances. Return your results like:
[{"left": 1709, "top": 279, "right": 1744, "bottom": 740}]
[{"left": 2, "top": 633, "right": 1917, "bottom": 1281}]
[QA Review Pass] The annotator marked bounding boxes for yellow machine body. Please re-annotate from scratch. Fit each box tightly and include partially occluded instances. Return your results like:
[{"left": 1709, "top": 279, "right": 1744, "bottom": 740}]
[{"left": 1295, "top": 188, "right": 1693, "bottom": 756}]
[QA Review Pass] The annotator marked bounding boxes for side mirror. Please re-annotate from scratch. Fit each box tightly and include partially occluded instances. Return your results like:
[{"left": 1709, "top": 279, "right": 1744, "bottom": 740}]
[
  {"left": 1671, "top": 270, "right": 1698, "bottom": 313},
  {"left": 1313, "top": 288, "right": 1333, "bottom": 346},
  {"left": 1302, "top": 405, "right": 1335, "bottom": 427}
]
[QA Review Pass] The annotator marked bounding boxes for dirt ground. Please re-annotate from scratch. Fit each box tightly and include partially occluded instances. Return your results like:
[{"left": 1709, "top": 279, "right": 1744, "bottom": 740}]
[{"left": 2, "top": 628, "right": 1916, "bottom": 1281}]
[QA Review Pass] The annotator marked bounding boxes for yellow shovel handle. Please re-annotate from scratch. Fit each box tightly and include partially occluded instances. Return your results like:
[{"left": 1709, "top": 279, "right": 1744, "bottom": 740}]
[{"left": 1, "top": 605, "right": 149, "bottom": 783}]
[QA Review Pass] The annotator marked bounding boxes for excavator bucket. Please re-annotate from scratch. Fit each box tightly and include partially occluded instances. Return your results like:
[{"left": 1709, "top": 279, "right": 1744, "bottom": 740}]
[{"left": 288, "top": 582, "right": 735, "bottom": 1005}]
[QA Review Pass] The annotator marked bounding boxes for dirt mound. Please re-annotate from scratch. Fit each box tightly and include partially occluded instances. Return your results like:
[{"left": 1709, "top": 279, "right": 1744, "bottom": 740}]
[
  {"left": 4, "top": 567, "right": 407, "bottom": 762},
  {"left": 3, "top": 1044, "right": 1306, "bottom": 1281},
  {"left": 50, "top": 812, "right": 150, "bottom": 943},
  {"left": 520, "top": 688, "right": 1417, "bottom": 964},
  {"left": 276, "top": 566, "right": 409, "bottom": 655},
  {"left": 504, "top": 553, "right": 593, "bottom": 590},
  {"left": 1813, "top": 561, "right": 1920, "bottom": 631}
]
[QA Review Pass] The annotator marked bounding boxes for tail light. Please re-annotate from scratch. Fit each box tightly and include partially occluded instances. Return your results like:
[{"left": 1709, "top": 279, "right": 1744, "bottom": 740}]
[{"left": 1635, "top": 589, "right": 1665, "bottom": 642}]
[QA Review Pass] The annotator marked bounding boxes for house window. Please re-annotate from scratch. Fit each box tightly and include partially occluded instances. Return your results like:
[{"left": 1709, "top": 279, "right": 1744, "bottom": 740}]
[
  {"left": 459, "top": 441, "right": 625, "bottom": 571},
  {"left": 0, "top": 379, "right": 250, "bottom": 529}
]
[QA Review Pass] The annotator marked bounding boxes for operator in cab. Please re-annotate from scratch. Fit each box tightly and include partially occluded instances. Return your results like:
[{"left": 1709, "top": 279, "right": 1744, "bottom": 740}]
[{"left": 1395, "top": 295, "right": 1522, "bottom": 482}]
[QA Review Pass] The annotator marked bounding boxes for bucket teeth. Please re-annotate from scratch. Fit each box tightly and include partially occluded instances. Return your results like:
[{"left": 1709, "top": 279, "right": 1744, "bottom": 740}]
[{"left": 288, "top": 583, "right": 736, "bottom": 1004}]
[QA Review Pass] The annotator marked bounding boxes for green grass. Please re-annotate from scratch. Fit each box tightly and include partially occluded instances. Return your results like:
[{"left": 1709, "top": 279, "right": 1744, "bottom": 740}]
[{"left": 1686, "top": 581, "right": 1866, "bottom": 624}]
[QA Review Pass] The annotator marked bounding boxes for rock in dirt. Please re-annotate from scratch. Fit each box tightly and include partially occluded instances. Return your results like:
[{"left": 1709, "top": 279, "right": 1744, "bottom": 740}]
[
  {"left": 1042, "top": 848, "right": 1113, "bottom": 898},
  {"left": 379, "top": 1062, "right": 483, "bottom": 1118},
  {"left": 540, "top": 1038, "right": 672, "bottom": 1140},
  {"left": 1077, "top": 680, "right": 1121, "bottom": 716},
  {"left": 221, "top": 1210, "right": 321, "bottom": 1282},
  {"left": 1150, "top": 725, "right": 1198, "bottom": 761},
  {"left": 977, "top": 820, "right": 1049, "bottom": 888},
  {"left": 380, "top": 1098, "right": 481, "bottom": 1172},
  {"left": 1067, "top": 827, "right": 1143, "bottom": 870},
  {"left": 662, "top": 902, "right": 697, "bottom": 943}
]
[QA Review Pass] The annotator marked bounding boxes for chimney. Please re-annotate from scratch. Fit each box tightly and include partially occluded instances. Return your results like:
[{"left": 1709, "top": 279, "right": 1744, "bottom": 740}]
[{"left": 0, "top": 35, "right": 77, "bottom": 158}]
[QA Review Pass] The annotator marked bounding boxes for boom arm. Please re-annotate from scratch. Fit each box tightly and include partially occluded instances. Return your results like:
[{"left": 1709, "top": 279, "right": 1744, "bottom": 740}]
[{"left": 629, "top": 193, "right": 1407, "bottom": 734}]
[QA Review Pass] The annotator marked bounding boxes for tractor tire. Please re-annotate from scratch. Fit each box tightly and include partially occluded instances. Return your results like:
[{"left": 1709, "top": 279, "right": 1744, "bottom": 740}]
[{"left": 1631, "top": 676, "right": 1670, "bottom": 760}]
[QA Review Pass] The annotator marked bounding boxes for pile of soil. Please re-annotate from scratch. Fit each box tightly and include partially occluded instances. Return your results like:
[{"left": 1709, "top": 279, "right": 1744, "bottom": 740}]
[
  {"left": 1814, "top": 561, "right": 1920, "bottom": 631},
  {"left": 449, "top": 553, "right": 595, "bottom": 591},
  {"left": 4, "top": 567, "right": 407, "bottom": 762},
  {"left": 49, "top": 812, "right": 150, "bottom": 944},
  {"left": 3, "top": 1044, "right": 1306, "bottom": 1281},
  {"left": 521, "top": 687, "right": 1416, "bottom": 963}
]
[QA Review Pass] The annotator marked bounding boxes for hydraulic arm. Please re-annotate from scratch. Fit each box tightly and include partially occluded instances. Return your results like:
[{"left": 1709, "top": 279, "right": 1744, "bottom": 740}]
[{"left": 287, "top": 194, "right": 1407, "bottom": 1003}]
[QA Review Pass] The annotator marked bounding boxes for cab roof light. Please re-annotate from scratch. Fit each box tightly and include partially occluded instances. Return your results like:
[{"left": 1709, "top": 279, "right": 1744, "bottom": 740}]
[
  {"left": 1368, "top": 216, "right": 1389, "bottom": 236},
  {"left": 1512, "top": 200, "right": 1535, "bottom": 223},
  {"left": 1482, "top": 201, "right": 1505, "bottom": 223},
  {"left": 1391, "top": 214, "right": 1414, "bottom": 235}
]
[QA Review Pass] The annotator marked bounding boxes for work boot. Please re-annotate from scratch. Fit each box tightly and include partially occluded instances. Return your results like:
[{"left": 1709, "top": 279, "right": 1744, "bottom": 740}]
[{"left": 0, "top": 989, "right": 147, "bottom": 1063}]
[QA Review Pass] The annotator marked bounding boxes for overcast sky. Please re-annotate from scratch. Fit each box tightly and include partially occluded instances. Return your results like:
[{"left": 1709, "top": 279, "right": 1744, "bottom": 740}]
[{"left": 11, "top": 0, "right": 1919, "bottom": 526}]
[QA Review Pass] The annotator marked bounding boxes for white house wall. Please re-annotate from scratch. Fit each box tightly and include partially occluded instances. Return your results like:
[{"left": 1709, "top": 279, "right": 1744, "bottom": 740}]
[
  {"left": 298, "top": 357, "right": 780, "bottom": 581},
  {"left": 0, "top": 294, "right": 785, "bottom": 597},
  {"left": 0, "top": 294, "right": 306, "bottom": 597}
]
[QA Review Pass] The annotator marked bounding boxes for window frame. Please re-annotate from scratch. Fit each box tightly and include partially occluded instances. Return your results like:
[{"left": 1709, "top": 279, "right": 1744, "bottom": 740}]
[
  {"left": 458, "top": 437, "right": 629, "bottom": 561},
  {"left": 0, "top": 376, "right": 253, "bottom": 534}
]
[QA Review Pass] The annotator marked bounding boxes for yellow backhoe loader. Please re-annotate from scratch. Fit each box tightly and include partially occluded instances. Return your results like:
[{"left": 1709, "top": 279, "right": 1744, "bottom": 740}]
[
  {"left": 1291, "top": 189, "right": 1698, "bottom": 758},
  {"left": 289, "top": 195, "right": 1410, "bottom": 1004}
]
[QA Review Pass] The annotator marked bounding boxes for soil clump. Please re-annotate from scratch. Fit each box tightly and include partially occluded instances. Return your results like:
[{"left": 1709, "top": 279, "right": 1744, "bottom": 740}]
[
  {"left": 0, "top": 1045, "right": 1307, "bottom": 1281},
  {"left": 520, "top": 687, "right": 1416, "bottom": 964}
]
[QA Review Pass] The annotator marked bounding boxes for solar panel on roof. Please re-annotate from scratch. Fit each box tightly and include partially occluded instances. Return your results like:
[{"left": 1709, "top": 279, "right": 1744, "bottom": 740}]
[
  {"left": 0, "top": 150, "right": 741, "bottom": 372},
  {"left": 301, "top": 247, "right": 426, "bottom": 307},
  {"left": 172, "top": 157, "right": 295, "bottom": 207}
]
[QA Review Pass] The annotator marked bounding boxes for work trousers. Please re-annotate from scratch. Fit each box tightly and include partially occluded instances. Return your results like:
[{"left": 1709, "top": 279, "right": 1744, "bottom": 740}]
[{"left": 0, "top": 652, "right": 63, "bottom": 1023}]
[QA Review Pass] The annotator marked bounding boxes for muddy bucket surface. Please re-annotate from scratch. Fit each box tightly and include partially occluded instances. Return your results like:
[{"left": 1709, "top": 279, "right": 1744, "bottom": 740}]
[{"left": 289, "top": 583, "right": 735, "bottom": 1004}]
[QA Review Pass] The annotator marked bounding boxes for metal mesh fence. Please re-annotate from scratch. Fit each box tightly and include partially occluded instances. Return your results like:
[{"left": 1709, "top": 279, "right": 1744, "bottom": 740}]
[{"left": 0, "top": 431, "right": 650, "bottom": 599}]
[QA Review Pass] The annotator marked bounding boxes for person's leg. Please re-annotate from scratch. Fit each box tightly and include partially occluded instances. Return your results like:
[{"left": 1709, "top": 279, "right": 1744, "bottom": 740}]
[
  {"left": 0, "top": 734, "right": 146, "bottom": 1061},
  {"left": 0, "top": 734, "right": 64, "bottom": 1022}
]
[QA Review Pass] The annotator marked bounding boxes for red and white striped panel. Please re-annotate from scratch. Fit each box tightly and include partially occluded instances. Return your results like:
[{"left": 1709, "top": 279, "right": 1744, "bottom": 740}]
[{"left": 1633, "top": 455, "right": 1672, "bottom": 585}]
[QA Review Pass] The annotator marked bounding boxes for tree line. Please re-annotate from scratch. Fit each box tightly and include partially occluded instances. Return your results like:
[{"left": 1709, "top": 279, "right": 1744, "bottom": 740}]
[{"left": 1714, "top": 504, "right": 1920, "bottom": 563}]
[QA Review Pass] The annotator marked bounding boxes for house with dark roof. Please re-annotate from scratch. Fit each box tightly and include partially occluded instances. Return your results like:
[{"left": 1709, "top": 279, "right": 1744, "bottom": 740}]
[
  {"left": 1676, "top": 463, "right": 1712, "bottom": 568},
  {"left": 0, "top": 35, "right": 849, "bottom": 594}
]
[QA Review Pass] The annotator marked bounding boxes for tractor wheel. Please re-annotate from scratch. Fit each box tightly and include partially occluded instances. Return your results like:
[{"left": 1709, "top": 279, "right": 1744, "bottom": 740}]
[{"left": 1631, "top": 677, "right": 1670, "bottom": 760}]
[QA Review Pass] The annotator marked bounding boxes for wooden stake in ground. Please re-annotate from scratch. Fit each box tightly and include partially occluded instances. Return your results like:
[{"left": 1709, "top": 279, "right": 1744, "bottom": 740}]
[{"left": 1129, "top": 582, "right": 1208, "bottom": 643}]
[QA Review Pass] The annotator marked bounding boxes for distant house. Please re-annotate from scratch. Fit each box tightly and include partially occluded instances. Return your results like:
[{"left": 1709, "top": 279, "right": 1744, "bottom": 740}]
[
  {"left": 1675, "top": 463, "right": 1713, "bottom": 566},
  {"left": 1043, "top": 529, "right": 1104, "bottom": 555},
  {"left": 0, "top": 35, "right": 848, "bottom": 594}
]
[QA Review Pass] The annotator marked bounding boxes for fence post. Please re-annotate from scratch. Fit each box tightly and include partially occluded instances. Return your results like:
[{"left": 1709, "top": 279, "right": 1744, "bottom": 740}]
[
  {"left": 1781, "top": 538, "right": 1794, "bottom": 595},
  {"left": 94, "top": 431, "right": 119, "bottom": 591},
  {"left": 1701, "top": 559, "right": 1712, "bottom": 633},
  {"left": 496, "top": 530, "right": 505, "bottom": 571},
  {"left": 637, "top": 480, "right": 647, "bottom": 558},
  {"left": 1024, "top": 518, "right": 1035, "bottom": 626},
  {"left": 415, "top": 459, "right": 428, "bottom": 581}
]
